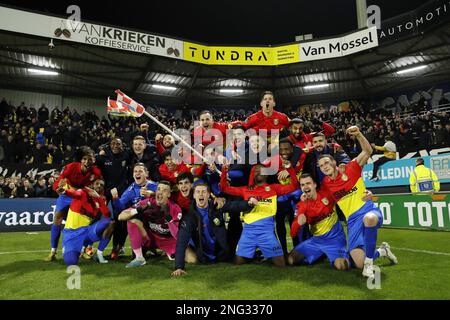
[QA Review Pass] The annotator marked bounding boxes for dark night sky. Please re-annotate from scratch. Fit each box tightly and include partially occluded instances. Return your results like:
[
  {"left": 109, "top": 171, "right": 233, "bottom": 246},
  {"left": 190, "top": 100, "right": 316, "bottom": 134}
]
[{"left": 0, "top": 0, "right": 427, "bottom": 44}]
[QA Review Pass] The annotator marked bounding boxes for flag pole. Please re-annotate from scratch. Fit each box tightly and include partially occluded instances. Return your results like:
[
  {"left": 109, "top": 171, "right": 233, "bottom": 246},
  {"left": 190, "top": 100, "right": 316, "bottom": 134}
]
[{"left": 143, "top": 110, "right": 221, "bottom": 175}]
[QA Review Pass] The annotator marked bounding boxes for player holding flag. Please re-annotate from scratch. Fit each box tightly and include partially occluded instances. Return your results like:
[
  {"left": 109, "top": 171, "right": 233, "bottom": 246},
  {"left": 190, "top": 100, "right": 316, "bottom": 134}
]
[{"left": 318, "top": 126, "right": 398, "bottom": 278}]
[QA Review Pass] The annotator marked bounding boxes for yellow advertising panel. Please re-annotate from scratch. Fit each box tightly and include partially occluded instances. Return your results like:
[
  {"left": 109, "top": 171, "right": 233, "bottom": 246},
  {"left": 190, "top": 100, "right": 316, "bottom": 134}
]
[{"left": 183, "top": 42, "right": 299, "bottom": 66}]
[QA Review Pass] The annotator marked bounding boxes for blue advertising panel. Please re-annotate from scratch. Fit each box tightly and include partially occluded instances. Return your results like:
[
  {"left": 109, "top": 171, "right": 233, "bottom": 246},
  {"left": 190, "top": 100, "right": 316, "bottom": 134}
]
[
  {"left": 363, "top": 153, "right": 450, "bottom": 188},
  {"left": 0, "top": 198, "right": 55, "bottom": 232}
]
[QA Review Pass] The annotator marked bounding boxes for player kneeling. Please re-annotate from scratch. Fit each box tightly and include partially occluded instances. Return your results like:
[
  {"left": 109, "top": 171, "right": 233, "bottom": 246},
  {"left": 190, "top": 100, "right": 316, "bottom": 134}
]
[
  {"left": 118, "top": 181, "right": 181, "bottom": 268},
  {"left": 288, "top": 174, "right": 349, "bottom": 270},
  {"left": 61, "top": 178, "right": 114, "bottom": 266}
]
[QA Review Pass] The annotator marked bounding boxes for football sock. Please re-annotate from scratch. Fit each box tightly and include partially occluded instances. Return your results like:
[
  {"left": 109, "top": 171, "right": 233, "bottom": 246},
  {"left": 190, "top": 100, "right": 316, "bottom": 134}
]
[
  {"left": 364, "top": 226, "right": 378, "bottom": 259},
  {"left": 133, "top": 248, "right": 143, "bottom": 259},
  {"left": 50, "top": 224, "right": 62, "bottom": 251}
]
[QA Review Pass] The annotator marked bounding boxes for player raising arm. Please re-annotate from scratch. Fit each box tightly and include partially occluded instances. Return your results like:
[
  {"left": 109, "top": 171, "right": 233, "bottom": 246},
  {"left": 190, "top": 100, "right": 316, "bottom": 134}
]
[{"left": 318, "top": 126, "right": 397, "bottom": 278}]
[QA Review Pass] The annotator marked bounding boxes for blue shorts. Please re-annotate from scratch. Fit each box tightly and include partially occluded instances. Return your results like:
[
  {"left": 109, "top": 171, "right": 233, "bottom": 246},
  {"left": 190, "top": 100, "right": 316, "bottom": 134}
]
[
  {"left": 236, "top": 218, "right": 283, "bottom": 259},
  {"left": 55, "top": 194, "right": 73, "bottom": 213},
  {"left": 62, "top": 218, "right": 111, "bottom": 255},
  {"left": 294, "top": 221, "right": 348, "bottom": 265},
  {"left": 347, "top": 201, "right": 383, "bottom": 253}
]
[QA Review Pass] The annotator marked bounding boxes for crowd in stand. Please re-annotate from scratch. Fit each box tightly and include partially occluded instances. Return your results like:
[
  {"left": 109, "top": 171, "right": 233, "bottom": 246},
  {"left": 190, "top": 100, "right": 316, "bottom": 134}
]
[{"left": 0, "top": 92, "right": 449, "bottom": 199}]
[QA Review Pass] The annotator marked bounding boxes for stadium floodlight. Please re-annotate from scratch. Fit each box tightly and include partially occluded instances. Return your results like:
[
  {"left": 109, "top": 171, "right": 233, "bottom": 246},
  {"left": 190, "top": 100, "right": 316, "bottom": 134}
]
[
  {"left": 152, "top": 84, "right": 177, "bottom": 91},
  {"left": 27, "top": 68, "right": 59, "bottom": 76},
  {"left": 304, "top": 83, "right": 329, "bottom": 89},
  {"left": 219, "top": 89, "right": 244, "bottom": 94},
  {"left": 397, "top": 65, "right": 427, "bottom": 74}
]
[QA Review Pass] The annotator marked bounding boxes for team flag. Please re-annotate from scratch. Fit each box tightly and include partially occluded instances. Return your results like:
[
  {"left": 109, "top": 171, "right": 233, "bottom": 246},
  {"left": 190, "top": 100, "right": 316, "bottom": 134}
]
[{"left": 107, "top": 90, "right": 145, "bottom": 117}]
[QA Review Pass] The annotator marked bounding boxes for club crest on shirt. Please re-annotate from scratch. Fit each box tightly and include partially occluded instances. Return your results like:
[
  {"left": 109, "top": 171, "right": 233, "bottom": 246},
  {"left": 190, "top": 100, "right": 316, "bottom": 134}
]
[
  {"left": 274, "top": 118, "right": 279, "bottom": 125},
  {"left": 177, "top": 212, "right": 182, "bottom": 220},
  {"left": 341, "top": 174, "right": 348, "bottom": 181},
  {"left": 322, "top": 197, "right": 329, "bottom": 206},
  {"left": 122, "top": 160, "right": 127, "bottom": 167},
  {"left": 174, "top": 172, "right": 179, "bottom": 177},
  {"left": 213, "top": 218, "right": 221, "bottom": 226},
  {"left": 90, "top": 174, "right": 95, "bottom": 181},
  {"left": 265, "top": 186, "right": 271, "bottom": 192}
]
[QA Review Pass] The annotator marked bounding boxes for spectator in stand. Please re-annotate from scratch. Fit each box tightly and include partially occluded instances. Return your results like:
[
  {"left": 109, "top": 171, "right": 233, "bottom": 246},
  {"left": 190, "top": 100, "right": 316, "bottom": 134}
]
[
  {"left": 38, "top": 104, "right": 49, "bottom": 123},
  {"left": 47, "top": 175, "right": 59, "bottom": 198},
  {"left": 27, "top": 143, "right": 48, "bottom": 164},
  {"left": 370, "top": 137, "right": 397, "bottom": 182},
  {"left": 63, "top": 145, "right": 75, "bottom": 164},
  {"left": 3, "top": 135, "right": 16, "bottom": 163},
  {"left": 34, "top": 177, "right": 48, "bottom": 197},
  {"left": 4, "top": 181, "right": 17, "bottom": 198},
  {"left": 17, "top": 178, "right": 35, "bottom": 198}
]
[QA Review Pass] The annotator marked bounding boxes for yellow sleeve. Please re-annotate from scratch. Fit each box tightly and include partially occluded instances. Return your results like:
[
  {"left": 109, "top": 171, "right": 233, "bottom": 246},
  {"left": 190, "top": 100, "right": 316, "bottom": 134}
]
[
  {"left": 431, "top": 170, "right": 440, "bottom": 192},
  {"left": 374, "top": 146, "right": 386, "bottom": 152},
  {"left": 409, "top": 171, "right": 417, "bottom": 193}
]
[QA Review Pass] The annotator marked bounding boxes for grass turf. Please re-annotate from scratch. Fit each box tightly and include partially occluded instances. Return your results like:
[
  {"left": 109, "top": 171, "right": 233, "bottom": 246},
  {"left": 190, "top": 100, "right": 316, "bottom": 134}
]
[{"left": 0, "top": 228, "right": 450, "bottom": 300}]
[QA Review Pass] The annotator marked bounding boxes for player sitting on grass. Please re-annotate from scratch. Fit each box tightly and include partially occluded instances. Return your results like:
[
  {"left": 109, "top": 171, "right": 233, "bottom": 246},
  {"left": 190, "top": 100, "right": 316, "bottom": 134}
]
[
  {"left": 110, "top": 162, "right": 158, "bottom": 260},
  {"left": 318, "top": 126, "right": 398, "bottom": 278},
  {"left": 171, "top": 181, "right": 256, "bottom": 277},
  {"left": 60, "top": 178, "right": 114, "bottom": 266},
  {"left": 220, "top": 163, "right": 299, "bottom": 267},
  {"left": 118, "top": 181, "right": 182, "bottom": 268}
]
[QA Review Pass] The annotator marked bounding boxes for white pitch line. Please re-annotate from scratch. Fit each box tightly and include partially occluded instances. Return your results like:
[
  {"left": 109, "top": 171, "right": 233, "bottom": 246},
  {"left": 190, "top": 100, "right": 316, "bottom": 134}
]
[
  {"left": 0, "top": 247, "right": 131, "bottom": 256},
  {"left": 391, "top": 247, "right": 450, "bottom": 256},
  {"left": 0, "top": 249, "right": 49, "bottom": 255},
  {"left": 0, "top": 247, "right": 449, "bottom": 257}
]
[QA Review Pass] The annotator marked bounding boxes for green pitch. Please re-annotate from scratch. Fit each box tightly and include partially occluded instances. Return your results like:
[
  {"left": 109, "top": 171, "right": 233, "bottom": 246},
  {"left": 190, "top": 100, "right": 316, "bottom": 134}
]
[{"left": 0, "top": 228, "right": 449, "bottom": 300}]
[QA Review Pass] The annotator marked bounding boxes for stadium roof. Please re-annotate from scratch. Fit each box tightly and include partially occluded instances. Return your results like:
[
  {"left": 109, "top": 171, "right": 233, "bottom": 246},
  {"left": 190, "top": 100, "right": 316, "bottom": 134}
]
[{"left": 0, "top": 1, "right": 449, "bottom": 108}]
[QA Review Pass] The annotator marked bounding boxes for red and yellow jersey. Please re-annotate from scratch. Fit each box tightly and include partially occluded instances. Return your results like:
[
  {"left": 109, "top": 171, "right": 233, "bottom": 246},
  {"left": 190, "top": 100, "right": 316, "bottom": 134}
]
[
  {"left": 220, "top": 166, "right": 299, "bottom": 224},
  {"left": 241, "top": 110, "right": 289, "bottom": 134},
  {"left": 64, "top": 189, "right": 110, "bottom": 229},
  {"left": 321, "top": 159, "right": 367, "bottom": 219},
  {"left": 296, "top": 188, "right": 337, "bottom": 236},
  {"left": 53, "top": 162, "right": 102, "bottom": 191}
]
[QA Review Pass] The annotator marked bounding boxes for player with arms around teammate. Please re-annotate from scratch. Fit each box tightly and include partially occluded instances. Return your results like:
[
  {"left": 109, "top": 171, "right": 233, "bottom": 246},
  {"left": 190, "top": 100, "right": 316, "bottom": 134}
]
[
  {"left": 60, "top": 178, "right": 114, "bottom": 266},
  {"left": 318, "top": 126, "right": 397, "bottom": 278},
  {"left": 288, "top": 173, "right": 349, "bottom": 270},
  {"left": 220, "top": 163, "right": 299, "bottom": 267},
  {"left": 118, "top": 181, "right": 181, "bottom": 267},
  {"left": 45, "top": 146, "right": 102, "bottom": 261}
]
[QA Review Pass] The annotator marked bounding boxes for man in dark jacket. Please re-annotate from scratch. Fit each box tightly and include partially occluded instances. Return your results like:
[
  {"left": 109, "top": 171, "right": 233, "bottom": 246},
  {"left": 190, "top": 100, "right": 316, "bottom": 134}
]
[
  {"left": 171, "top": 181, "right": 256, "bottom": 277},
  {"left": 303, "top": 132, "right": 351, "bottom": 185}
]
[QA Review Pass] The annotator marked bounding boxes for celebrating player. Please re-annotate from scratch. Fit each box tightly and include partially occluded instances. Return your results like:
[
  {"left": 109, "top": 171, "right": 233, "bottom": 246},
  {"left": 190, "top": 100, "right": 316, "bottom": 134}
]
[
  {"left": 288, "top": 173, "right": 349, "bottom": 270},
  {"left": 110, "top": 162, "right": 158, "bottom": 260},
  {"left": 45, "top": 146, "right": 102, "bottom": 262},
  {"left": 220, "top": 163, "right": 299, "bottom": 267},
  {"left": 118, "top": 181, "right": 182, "bottom": 267},
  {"left": 171, "top": 182, "right": 255, "bottom": 277},
  {"left": 318, "top": 126, "right": 398, "bottom": 278},
  {"left": 60, "top": 178, "right": 113, "bottom": 266}
]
